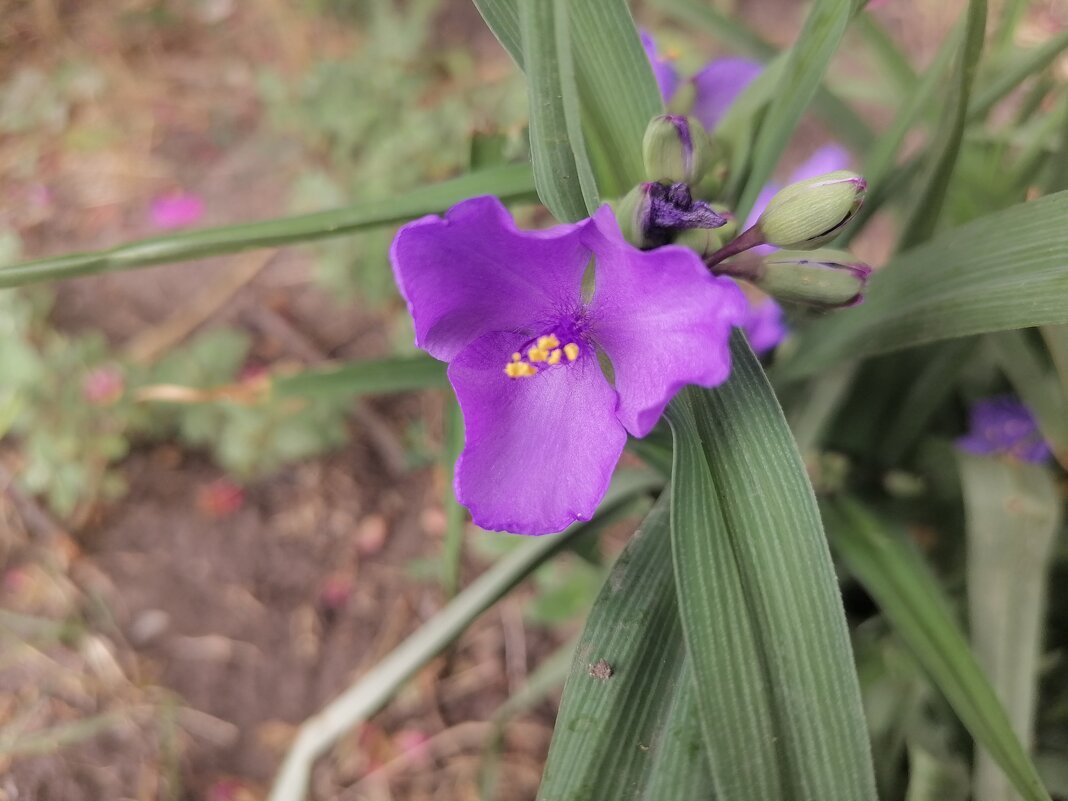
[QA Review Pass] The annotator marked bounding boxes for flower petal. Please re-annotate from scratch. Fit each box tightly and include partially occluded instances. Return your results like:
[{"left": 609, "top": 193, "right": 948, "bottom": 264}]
[
  {"left": 788, "top": 143, "right": 852, "bottom": 184},
  {"left": 741, "top": 294, "right": 788, "bottom": 355},
  {"left": 390, "top": 196, "right": 591, "bottom": 362},
  {"left": 585, "top": 207, "right": 747, "bottom": 437},
  {"left": 690, "top": 57, "right": 762, "bottom": 130},
  {"left": 450, "top": 331, "right": 626, "bottom": 534},
  {"left": 641, "top": 31, "right": 680, "bottom": 103}
]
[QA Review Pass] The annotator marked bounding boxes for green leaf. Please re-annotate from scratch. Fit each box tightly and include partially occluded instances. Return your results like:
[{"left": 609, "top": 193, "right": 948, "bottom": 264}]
[
  {"left": 959, "top": 453, "right": 1061, "bottom": 801},
  {"left": 970, "top": 26, "right": 1068, "bottom": 122},
  {"left": 441, "top": 393, "right": 465, "bottom": 597},
  {"left": 271, "top": 355, "right": 447, "bottom": 399},
  {"left": 538, "top": 493, "right": 714, "bottom": 801},
  {"left": 735, "top": 0, "right": 853, "bottom": 221},
  {"left": 825, "top": 497, "right": 1054, "bottom": 801},
  {"left": 474, "top": 0, "right": 662, "bottom": 196},
  {"left": 519, "top": 0, "right": 598, "bottom": 220},
  {"left": 841, "top": 22, "right": 961, "bottom": 243},
  {"left": 648, "top": 0, "right": 873, "bottom": 153},
  {"left": 0, "top": 164, "right": 537, "bottom": 288},
  {"left": 779, "top": 191, "right": 1068, "bottom": 380},
  {"left": 854, "top": 12, "right": 917, "bottom": 96},
  {"left": 666, "top": 336, "right": 877, "bottom": 801},
  {"left": 899, "top": 0, "right": 987, "bottom": 246}
]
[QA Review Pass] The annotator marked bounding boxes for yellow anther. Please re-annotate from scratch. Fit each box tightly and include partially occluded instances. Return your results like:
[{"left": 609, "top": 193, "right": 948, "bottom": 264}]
[
  {"left": 547, "top": 348, "right": 562, "bottom": 365},
  {"left": 511, "top": 352, "right": 522, "bottom": 362},
  {"left": 563, "top": 343, "right": 580, "bottom": 362},
  {"left": 505, "top": 361, "right": 538, "bottom": 379},
  {"left": 528, "top": 346, "right": 547, "bottom": 363},
  {"left": 537, "top": 334, "right": 560, "bottom": 351}
]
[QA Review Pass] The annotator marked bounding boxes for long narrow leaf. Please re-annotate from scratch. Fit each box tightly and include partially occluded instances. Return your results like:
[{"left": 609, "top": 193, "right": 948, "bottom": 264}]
[
  {"left": 475, "top": 0, "right": 661, "bottom": 196},
  {"left": 969, "top": 27, "right": 1068, "bottom": 121},
  {"left": 779, "top": 191, "right": 1068, "bottom": 380},
  {"left": 735, "top": 0, "right": 853, "bottom": 220},
  {"left": 960, "top": 454, "right": 1061, "bottom": 801},
  {"left": 667, "top": 336, "right": 877, "bottom": 801},
  {"left": 538, "top": 494, "right": 713, "bottom": 800},
  {"left": 520, "top": 0, "right": 599, "bottom": 220},
  {"left": 271, "top": 355, "right": 447, "bottom": 399},
  {"left": 825, "top": 497, "right": 1054, "bottom": 801},
  {"left": 899, "top": 0, "right": 987, "bottom": 246},
  {"left": 0, "top": 164, "right": 536, "bottom": 288},
  {"left": 648, "top": 0, "right": 873, "bottom": 151}
]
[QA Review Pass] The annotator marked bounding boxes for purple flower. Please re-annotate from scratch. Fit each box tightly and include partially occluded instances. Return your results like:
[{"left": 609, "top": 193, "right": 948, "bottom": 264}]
[
  {"left": 641, "top": 31, "right": 681, "bottom": 103},
  {"left": 957, "top": 397, "right": 1052, "bottom": 464},
  {"left": 150, "top": 191, "right": 204, "bottom": 229},
  {"left": 691, "top": 57, "right": 762, "bottom": 130},
  {"left": 391, "top": 196, "right": 746, "bottom": 534},
  {"left": 740, "top": 295, "right": 788, "bottom": 356}
]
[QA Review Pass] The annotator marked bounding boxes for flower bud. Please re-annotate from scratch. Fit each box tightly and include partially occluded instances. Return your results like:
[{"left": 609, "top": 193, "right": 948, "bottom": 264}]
[
  {"left": 615, "top": 182, "right": 726, "bottom": 250},
  {"left": 757, "top": 171, "right": 866, "bottom": 249},
  {"left": 642, "top": 115, "right": 713, "bottom": 186},
  {"left": 754, "top": 249, "right": 872, "bottom": 308}
]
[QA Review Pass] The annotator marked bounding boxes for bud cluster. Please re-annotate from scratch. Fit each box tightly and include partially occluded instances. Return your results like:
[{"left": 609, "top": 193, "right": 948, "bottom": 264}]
[{"left": 614, "top": 114, "right": 873, "bottom": 309}]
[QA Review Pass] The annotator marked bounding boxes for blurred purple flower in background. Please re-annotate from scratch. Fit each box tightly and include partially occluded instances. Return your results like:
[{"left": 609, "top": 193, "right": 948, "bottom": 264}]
[
  {"left": 740, "top": 297, "right": 788, "bottom": 356},
  {"left": 690, "top": 57, "right": 762, "bottom": 130},
  {"left": 391, "top": 196, "right": 745, "bottom": 534},
  {"left": 640, "top": 31, "right": 681, "bottom": 103},
  {"left": 957, "top": 397, "right": 1052, "bottom": 463},
  {"left": 150, "top": 190, "right": 204, "bottom": 229}
]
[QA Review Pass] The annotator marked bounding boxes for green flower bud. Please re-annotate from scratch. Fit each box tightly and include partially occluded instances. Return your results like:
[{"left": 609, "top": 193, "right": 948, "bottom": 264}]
[
  {"left": 642, "top": 115, "right": 713, "bottom": 186},
  {"left": 754, "top": 248, "right": 872, "bottom": 308},
  {"left": 757, "top": 171, "right": 866, "bottom": 249}
]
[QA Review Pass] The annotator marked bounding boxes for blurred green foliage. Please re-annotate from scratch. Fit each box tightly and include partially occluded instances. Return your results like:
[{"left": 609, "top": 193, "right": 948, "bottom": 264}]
[{"left": 259, "top": 0, "right": 527, "bottom": 301}]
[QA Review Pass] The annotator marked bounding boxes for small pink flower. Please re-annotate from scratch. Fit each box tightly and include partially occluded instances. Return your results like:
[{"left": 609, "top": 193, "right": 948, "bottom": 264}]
[
  {"left": 82, "top": 366, "right": 125, "bottom": 405},
  {"left": 318, "top": 573, "right": 353, "bottom": 613},
  {"left": 395, "top": 729, "right": 431, "bottom": 764},
  {"left": 197, "top": 478, "right": 245, "bottom": 519},
  {"left": 150, "top": 191, "right": 204, "bottom": 229}
]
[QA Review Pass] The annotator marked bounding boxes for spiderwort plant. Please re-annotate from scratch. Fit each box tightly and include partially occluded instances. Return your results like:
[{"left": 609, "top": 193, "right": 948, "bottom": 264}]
[
  {"left": 640, "top": 33, "right": 860, "bottom": 352},
  {"left": 391, "top": 197, "right": 745, "bottom": 534}
]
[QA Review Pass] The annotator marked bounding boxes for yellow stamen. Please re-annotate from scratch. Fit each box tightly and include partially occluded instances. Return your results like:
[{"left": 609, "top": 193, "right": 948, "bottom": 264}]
[
  {"left": 563, "top": 343, "right": 580, "bottom": 362},
  {"left": 547, "top": 348, "right": 562, "bottom": 365},
  {"left": 537, "top": 334, "right": 560, "bottom": 351},
  {"left": 528, "top": 346, "right": 547, "bottom": 363},
  {"left": 505, "top": 361, "right": 538, "bottom": 378},
  {"left": 511, "top": 352, "right": 522, "bottom": 362}
]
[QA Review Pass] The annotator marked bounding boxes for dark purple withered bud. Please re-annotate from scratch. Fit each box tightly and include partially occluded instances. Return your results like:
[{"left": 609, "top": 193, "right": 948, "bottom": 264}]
[{"left": 615, "top": 182, "right": 727, "bottom": 249}]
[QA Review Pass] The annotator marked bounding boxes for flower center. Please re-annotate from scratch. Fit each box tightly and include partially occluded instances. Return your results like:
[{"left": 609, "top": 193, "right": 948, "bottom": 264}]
[{"left": 504, "top": 332, "right": 581, "bottom": 379}]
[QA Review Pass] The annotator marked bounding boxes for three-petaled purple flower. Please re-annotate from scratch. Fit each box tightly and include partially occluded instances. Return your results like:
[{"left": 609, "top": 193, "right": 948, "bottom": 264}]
[
  {"left": 957, "top": 397, "right": 1052, "bottom": 464},
  {"left": 391, "top": 197, "right": 746, "bottom": 534}
]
